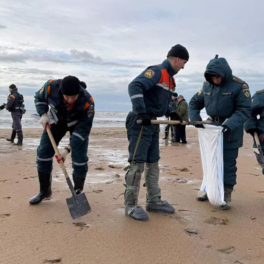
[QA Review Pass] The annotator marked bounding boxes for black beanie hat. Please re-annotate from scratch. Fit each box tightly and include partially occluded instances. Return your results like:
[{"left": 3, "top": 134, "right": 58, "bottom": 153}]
[
  {"left": 61, "top": 76, "right": 81, "bottom": 95},
  {"left": 9, "top": 84, "right": 17, "bottom": 90},
  {"left": 167, "top": 44, "right": 189, "bottom": 61}
]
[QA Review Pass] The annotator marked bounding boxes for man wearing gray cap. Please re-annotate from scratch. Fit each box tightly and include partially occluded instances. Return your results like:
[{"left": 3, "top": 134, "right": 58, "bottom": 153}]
[{"left": 172, "top": 95, "right": 189, "bottom": 143}]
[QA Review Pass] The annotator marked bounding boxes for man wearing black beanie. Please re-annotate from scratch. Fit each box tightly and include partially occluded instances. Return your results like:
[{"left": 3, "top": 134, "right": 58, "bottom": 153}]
[
  {"left": 29, "top": 76, "right": 95, "bottom": 206},
  {"left": 124, "top": 44, "right": 189, "bottom": 221}
]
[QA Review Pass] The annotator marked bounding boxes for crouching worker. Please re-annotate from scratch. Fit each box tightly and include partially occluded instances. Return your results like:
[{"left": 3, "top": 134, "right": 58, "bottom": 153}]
[
  {"left": 125, "top": 44, "right": 189, "bottom": 221},
  {"left": 29, "top": 76, "right": 94, "bottom": 205}
]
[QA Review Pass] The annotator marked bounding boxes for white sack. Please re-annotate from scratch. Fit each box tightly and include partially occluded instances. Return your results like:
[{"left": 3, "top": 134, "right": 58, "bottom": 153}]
[{"left": 198, "top": 125, "right": 225, "bottom": 206}]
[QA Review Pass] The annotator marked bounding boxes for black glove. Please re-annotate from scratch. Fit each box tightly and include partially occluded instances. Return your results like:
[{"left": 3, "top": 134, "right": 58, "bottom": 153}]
[
  {"left": 170, "top": 112, "right": 182, "bottom": 122},
  {"left": 246, "top": 128, "right": 258, "bottom": 137},
  {"left": 222, "top": 125, "right": 231, "bottom": 133},
  {"left": 138, "top": 113, "right": 151, "bottom": 126},
  {"left": 194, "top": 123, "right": 204, "bottom": 129},
  {"left": 0, "top": 103, "right": 6, "bottom": 110}
]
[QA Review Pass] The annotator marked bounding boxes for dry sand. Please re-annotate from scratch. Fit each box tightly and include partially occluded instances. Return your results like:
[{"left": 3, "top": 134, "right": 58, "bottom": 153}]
[{"left": 0, "top": 127, "right": 264, "bottom": 264}]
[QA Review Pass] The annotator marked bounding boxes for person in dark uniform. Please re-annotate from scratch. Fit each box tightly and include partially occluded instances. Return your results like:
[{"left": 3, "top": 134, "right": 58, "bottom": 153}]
[
  {"left": 125, "top": 44, "right": 189, "bottom": 221},
  {"left": 29, "top": 76, "right": 94, "bottom": 205},
  {"left": 245, "top": 89, "right": 264, "bottom": 175},
  {"left": 189, "top": 55, "right": 251, "bottom": 210},
  {"left": 172, "top": 95, "right": 189, "bottom": 143},
  {"left": 163, "top": 92, "right": 178, "bottom": 140},
  {"left": 5, "top": 84, "right": 25, "bottom": 146}
]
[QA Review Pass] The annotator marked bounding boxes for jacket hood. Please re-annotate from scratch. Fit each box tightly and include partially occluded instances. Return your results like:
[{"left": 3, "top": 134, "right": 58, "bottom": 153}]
[{"left": 204, "top": 57, "right": 232, "bottom": 86}]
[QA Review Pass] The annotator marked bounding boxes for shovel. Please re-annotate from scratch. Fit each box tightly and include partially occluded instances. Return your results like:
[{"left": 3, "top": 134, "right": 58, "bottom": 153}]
[
  {"left": 253, "top": 132, "right": 264, "bottom": 169},
  {"left": 46, "top": 126, "right": 91, "bottom": 219}
]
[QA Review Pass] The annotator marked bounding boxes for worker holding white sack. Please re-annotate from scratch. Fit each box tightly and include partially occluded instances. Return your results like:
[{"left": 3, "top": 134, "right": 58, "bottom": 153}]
[{"left": 189, "top": 55, "right": 251, "bottom": 210}]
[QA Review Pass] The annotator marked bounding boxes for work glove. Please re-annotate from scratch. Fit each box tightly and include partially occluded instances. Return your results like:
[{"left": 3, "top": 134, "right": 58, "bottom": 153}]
[
  {"left": 194, "top": 121, "right": 204, "bottom": 129},
  {"left": 138, "top": 113, "right": 151, "bottom": 126},
  {"left": 222, "top": 125, "right": 231, "bottom": 133},
  {"left": 246, "top": 128, "right": 258, "bottom": 137},
  {"left": 55, "top": 147, "right": 70, "bottom": 163},
  {"left": 170, "top": 112, "right": 183, "bottom": 122},
  {"left": 0, "top": 103, "right": 6, "bottom": 110},
  {"left": 39, "top": 113, "right": 50, "bottom": 129}
]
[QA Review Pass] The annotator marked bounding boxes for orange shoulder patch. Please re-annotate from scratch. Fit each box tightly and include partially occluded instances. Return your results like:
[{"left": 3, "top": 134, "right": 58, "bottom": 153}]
[
  {"left": 48, "top": 79, "right": 53, "bottom": 83},
  {"left": 89, "top": 96, "right": 94, "bottom": 103},
  {"left": 47, "top": 85, "right": 51, "bottom": 95},
  {"left": 83, "top": 102, "right": 90, "bottom": 110},
  {"left": 9, "top": 95, "right": 15, "bottom": 99}
]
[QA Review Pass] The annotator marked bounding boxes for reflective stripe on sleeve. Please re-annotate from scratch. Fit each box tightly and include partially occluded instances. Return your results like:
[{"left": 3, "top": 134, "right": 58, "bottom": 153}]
[
  {"left": 156, "top": 83, "right": 169, "bottom": 91},
  {"left": 72, "top": 132, "right": 85, "bottom": 141},
  {"left": 67, "top": 120, "right": 78, "bottom": 127},
  {"left": 35, "top": 102, "right": 48, "bottom": 105},
  {"left": 130, "top": 94, "right": 143, "bottom": 100}
]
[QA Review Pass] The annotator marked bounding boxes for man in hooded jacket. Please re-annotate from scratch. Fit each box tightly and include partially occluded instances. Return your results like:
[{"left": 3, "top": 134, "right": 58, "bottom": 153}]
[{"left": 189, "top": 55, "right": 251, "bottom": 210}]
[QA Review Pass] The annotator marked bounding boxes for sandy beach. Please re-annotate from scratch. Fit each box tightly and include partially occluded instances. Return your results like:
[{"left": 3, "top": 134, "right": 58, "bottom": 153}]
[{"left": 0, "top": 127, "right": 264, "bottom": 264}]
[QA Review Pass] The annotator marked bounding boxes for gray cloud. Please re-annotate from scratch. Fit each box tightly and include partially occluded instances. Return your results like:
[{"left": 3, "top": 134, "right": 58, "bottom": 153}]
[{"left": 0, "top": 25, "right": 7, "bottom": 29}]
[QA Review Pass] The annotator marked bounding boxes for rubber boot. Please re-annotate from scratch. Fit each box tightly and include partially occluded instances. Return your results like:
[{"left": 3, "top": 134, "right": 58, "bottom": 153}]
[
  {"left": 73, "top": 175, "right": 85, "bottom": 194},
  {"left": 145, "top": 162, "right": 175, "bottom": 214},
  {"left": 163, "top": 131, "right": 168, "bottom": 140},
  {"left": 124, "top": 163, "right": 149, "bottom": 221},
  {"left": 6, "top": 129, "right": 16, "bottom": 143},
  {"left": 29, "top": 172, "right": 52, "bottom": 205},
  {"left": 14, "top": 130, "right": 23, "bottom": 146},
  {"left": 197, "top": 191, "right": 208, "bottom": 201},
  {"left": 221, "top": 186, "right": 232, "bottom": 210}
]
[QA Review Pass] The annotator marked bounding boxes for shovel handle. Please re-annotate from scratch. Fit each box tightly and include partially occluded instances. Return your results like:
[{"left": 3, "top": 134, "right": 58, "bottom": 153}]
[
  {"left": 254, "top": 132, "right": 261, "bottom": 146},
  {"left": 136, "top": 120, "right": 212, "bottom": 125},
  {"left": 46, "top": 126, "right": 70, "bottom": 180}
]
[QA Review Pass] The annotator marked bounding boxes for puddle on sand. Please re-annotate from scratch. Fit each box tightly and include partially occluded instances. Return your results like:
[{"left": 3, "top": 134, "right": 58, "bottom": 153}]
[{"left": 21, "top": 138, "right": 69, "bottom": 151}]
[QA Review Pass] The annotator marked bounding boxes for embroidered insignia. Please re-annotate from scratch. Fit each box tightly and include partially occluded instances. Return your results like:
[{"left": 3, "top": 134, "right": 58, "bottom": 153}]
[
  {"left": 243, "top": 89, "right": 251, "bottom": 98},
  {"left": 88, "top": 109, "right": 94, "bottom": 118},
  {"left": 144, "top": 69, "right": 155, "bottom": 78}
]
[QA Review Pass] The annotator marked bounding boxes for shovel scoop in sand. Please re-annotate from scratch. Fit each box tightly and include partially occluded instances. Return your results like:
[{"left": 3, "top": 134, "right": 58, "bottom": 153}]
[
  {"left": 253, "top": 132, "right": 264, "bottom": 169},
  {"left": 46, "top": 126, "right": 91, "bottom": 219}
]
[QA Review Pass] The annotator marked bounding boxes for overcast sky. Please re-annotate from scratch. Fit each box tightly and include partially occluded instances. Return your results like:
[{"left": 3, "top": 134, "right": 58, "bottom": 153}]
[{"left": 0, "top": 0, "right": 264, "bottom": 111}]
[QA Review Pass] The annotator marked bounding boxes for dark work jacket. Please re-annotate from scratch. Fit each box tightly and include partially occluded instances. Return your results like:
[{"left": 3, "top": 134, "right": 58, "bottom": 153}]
[
  {"left": 128, "top": 59, "right": 176, "bottom": 117},
  {"left": 34, "top": 79, "right": 94, "bottom": 148},
  {"left": 189, "top": 57, "right": 251, "bottom": 149},
  {"left": 6, "top": 89, "right": 24, "bottom": 113}
]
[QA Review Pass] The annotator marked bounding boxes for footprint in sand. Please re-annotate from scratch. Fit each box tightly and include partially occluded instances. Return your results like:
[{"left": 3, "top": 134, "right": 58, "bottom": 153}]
[
  {"left": 0, "top": 214, "right": 11, "bottom": 218},
  {"left": 93, "top": 190, "right": 103, "bottom": 194},
  {"left": 73, "top": 222, "right": 89, "bottom": 230},
  {"left": 3, "top": 197, "right": 11, "bottom": 200},
  {"left": 95, "top": 166, "right": 104, "bottom": 170},
  {"left": 217, "top": 246, "right": 235, "bottom": 254},
  {"left": 204, "top": 217, "right": 229, "bottom": 225},
  {"left": 44, "top": 258, "right": 62, "bottom": 263}
]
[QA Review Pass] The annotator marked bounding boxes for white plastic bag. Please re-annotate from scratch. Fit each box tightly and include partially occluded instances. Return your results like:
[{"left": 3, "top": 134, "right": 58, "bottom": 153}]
[{"left": 198, "top": 125, "right": 225, "bottom": 206}]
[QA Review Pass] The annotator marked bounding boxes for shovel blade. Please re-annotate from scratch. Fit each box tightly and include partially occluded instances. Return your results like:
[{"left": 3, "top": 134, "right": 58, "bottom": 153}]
[
  {"left": 66, "top": 193, "right": 91, "bottom": 219},
  {"left": 254, "top": 152, "right": 264, "bottom": 169}
]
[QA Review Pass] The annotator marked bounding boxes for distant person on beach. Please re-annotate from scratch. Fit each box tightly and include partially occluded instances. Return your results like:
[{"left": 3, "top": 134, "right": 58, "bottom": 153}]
[
  {"left": 164, "top": 92, "right": 178, "bottom": 140},
  {"left": 125, "top": 44, "right": 189, "bottom": 221},
  {"left": 172, "top": 95, "right": 189, "bottom": 143},
  {"left": 5, "top": 84, "right": 26, "bottom": 146},
  {"left": 29, "top": 76, "right": 94, "bottom": 205},
  {"left": 189, "top": 55, "right": 251, "bottom": 210},
  {"left": 245, "top": 90, "right": 264, "bottom": 175}
]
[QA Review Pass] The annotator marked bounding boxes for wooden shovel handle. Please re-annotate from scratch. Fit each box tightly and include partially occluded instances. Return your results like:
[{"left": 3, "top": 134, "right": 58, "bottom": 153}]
[
  {"left": 254, "top": 132, "right": 261, "bottom": 146},
  {"left": 46, "top": 126, "right": 70, "bottom": 179}
]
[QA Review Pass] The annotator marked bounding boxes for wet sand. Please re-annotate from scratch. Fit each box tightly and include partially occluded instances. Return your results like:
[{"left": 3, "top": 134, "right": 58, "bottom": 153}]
[{"left": 0, "top": 127, "right": 264, "bottom": 264}]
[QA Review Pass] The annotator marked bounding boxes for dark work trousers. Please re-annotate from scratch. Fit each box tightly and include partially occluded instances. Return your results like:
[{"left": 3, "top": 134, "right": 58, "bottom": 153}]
[
  {"left": 223, "top": 148, "right": 239, "bottom": 188},
  {"left": 164, "top": 124, "right": 174, "bottom": 138},
  {"left": 126, "top": 112, "right": 160, "bottom": 163},
  {"left": 36, "top": 123, "right": 89, "bottom": 179},
  {"left": 175, "top": 125, "right": 186, "bottom": 143}
]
